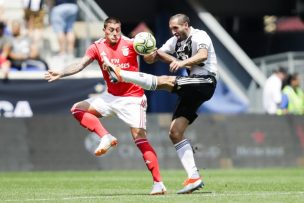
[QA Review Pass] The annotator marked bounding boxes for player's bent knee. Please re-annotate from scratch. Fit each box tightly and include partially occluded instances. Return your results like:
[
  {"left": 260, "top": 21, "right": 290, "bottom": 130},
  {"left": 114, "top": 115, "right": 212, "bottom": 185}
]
[
  {"left": 169, "top": 128, "right": 182, "bottom": 142},
  {"left": 70, "top": 101, "right": 90, "bottom": 113}
]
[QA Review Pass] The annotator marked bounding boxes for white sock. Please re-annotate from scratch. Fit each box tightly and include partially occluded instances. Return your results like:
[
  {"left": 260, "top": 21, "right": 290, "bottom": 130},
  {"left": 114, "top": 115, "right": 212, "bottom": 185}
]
[
  {"left": 120, "top": 70, "right": 158, "bottom": 90},
  {"left": 175, "top": 139, "right": 200, "bottom": 179}
]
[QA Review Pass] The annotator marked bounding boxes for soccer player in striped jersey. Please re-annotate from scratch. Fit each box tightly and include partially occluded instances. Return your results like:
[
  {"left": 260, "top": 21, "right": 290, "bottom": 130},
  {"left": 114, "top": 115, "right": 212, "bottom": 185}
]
[
  {"left": 44, "top": 17, "right": 166, "bottom": 195},
  {"left": 106, "top": 13, "right": 218, "bottom": 194}
]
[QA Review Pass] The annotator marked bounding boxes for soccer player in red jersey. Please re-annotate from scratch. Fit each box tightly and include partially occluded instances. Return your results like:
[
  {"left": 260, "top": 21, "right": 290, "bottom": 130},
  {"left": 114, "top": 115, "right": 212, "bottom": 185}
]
[{"left": 44, "top": 17, "right": 166, "bottom": 195}]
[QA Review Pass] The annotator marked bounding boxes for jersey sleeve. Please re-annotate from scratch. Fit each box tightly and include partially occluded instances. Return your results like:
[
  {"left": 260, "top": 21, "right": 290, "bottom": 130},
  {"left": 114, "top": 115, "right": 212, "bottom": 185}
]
[
  {"left": 159, "top": 37, "right": 176, "bottom": 54},
  {"left": 192, "top": 31, "right": 211, "bottom": 52},
  {"left": 85, "top": 44, "right": 99, "bottom": 60}
]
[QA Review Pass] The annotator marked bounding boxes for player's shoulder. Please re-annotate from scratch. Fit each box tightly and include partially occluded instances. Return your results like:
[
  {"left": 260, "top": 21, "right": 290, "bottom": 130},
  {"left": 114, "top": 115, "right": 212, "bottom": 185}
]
[
  {"left": 121, "top": 35, "right": 134, "bottom": 44},
  {"left": 94, "top": 38, "right": 106, "bottom": 44},
  {"left": 191, "top": 27, "right": 210, "bottom": 41},
  {"left": 120, "top": 35, "right": 134, "bottom": 48},
  {"left": 191, "top": 27, "right": 208, "bottom": 36},
  {"left": 165, "top": 35, "right": 177, "bottom": 45}
]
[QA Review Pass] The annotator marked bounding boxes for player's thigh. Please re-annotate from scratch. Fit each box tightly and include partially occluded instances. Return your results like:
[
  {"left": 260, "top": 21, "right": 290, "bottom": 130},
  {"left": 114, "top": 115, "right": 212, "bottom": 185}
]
[
  {"left": 172, "top": 95, "right": 204, "bottom": 125},
  {"left": 113, "top": 95, "right": 147, "bottom": 129},
  {"left": 83, "top": 94, "right": 114, "bottom": 117},
  {"left": 71, "top": 100, "right": 101, "bottom": 116}
]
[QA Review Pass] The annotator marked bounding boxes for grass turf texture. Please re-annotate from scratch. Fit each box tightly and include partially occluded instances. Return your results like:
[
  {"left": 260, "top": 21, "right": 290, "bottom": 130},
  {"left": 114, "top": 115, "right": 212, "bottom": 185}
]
[{"left": 0, "top": 169, "right": 303, "bottom": 202}]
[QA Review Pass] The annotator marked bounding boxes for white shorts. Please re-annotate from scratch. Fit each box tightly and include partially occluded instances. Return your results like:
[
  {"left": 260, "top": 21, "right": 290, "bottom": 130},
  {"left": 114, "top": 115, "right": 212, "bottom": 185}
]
[{"left": 86, "top": 92, "right": 147, "bottom": 129}]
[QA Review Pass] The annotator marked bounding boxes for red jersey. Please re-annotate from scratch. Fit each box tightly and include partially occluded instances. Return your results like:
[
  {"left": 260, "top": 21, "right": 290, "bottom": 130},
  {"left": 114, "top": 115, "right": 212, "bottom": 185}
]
[{"left": 85, "top": 36, "right": 144, "bottom": 97}]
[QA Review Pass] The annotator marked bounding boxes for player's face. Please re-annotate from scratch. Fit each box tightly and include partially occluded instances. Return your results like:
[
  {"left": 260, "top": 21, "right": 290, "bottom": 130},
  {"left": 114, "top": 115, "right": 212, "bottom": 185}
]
[
  {"left": 169, "top": 18, "right": 189, "bottom": 40},
  {"left": 104, "top": 23, "right": 121, "bottom": 45}
]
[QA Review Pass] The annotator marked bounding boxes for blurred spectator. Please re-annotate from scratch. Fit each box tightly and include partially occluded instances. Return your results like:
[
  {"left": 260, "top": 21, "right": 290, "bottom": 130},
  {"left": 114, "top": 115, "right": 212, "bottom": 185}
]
[
  {"left": 8, "top": 20, "right": 48, "bottom": 71},
  {"left": 23, "top": 0, "right": 46, "bottom": 46},
  {"left": 0, "top": 0, "right": 5, "bottom": 22},
  {"left": 0, "top": 21, "right": 11, "bottom": 82},
  {"left": 279, "top": 73, "right": 304, "bottom": 115},
  {"left": 49, "top": 0, "right": 78, "bottom": 60},
  {"left": 263, "top": 67, "right": 287, "bottom": 114}
]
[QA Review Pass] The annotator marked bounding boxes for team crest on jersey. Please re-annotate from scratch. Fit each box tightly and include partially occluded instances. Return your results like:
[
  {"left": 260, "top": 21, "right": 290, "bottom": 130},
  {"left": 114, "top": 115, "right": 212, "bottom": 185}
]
[
  {"left": 100, "top": 51, "right": 106, "bottom": 58},
  {"left": 121, "top": 46, "right": 129, "bottom": 56}
]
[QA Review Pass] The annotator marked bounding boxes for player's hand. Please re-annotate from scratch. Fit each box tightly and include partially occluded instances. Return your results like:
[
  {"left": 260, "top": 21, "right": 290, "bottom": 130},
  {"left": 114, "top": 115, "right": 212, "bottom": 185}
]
[
  {"left": 169, "top": 60, "right": 185, "bottom": 73},
  {"left": 44, "top": 70, "right": 62, "bottom": 82},
  {"left": 143, "top": 49, "right": 157, "bottom": 64}
]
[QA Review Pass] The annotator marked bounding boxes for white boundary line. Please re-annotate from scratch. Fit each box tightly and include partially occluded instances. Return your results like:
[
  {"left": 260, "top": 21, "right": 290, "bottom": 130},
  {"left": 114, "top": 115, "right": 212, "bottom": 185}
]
[{"left": 3, "top": 191, "right": 304, "bottom": 202}]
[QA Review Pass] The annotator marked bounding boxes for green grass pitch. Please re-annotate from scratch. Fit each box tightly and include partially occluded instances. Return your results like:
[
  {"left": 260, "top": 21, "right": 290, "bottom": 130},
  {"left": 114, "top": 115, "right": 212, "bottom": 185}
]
[{"left": 0, "top": 169, "right": 303, "bottom": 202}]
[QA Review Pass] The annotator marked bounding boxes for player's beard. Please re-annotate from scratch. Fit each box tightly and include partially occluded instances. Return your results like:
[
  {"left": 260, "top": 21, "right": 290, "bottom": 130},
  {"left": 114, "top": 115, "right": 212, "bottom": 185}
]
[{"left": 179, "top": 32, "right": 188, "bottom": 41}]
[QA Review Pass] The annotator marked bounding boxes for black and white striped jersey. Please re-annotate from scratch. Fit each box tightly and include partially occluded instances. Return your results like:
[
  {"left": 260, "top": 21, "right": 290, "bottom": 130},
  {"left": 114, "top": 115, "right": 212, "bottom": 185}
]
[{"left": 159, "top": 27, "right": 217, "bottom": 77}]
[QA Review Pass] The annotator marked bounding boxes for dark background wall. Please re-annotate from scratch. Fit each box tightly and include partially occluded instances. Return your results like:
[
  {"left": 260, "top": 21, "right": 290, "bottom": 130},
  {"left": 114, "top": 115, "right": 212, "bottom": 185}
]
[
  {"left": 96, "top": 0, "right": 303, "bottom": 58},
  {"left": 1, "top": 114, "right": 303, "bottom": 171},
  {"left": 96, "top": 0, "right": 297, "bottom": 21}
]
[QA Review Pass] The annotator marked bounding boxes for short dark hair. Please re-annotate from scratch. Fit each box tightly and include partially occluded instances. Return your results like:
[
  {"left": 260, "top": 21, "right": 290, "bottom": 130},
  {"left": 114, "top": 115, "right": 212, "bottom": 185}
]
[
  {"left": 170, "top": 14, "right": 190, "bottom": 25},
  {"left": 277, "top": 67, "right": 287, "bottom": 74},
  {"left": 104, "top": 17, "right": 121, "bottom": 28},
  {"left": 0, "top": 21, "right": 5, "bottom": 30},
  {"left": 286, "top": 73, "right": 299, "bottom": 85}
]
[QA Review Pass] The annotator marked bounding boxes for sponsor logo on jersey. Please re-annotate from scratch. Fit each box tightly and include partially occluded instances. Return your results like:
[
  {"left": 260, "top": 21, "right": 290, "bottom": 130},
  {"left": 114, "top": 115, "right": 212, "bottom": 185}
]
[
  {"left": 100, "top": 51, "right": 106, "bottom": 57},
  {"left": 109, "top": 58, "right": 130, "bottom": 69}
]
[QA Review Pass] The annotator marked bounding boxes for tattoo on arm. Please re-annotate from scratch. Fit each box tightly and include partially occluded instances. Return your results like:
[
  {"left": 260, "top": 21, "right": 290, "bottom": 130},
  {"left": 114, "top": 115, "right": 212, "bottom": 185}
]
[{"left": 61, "top": 56, "right": 93, "bottom": 77}]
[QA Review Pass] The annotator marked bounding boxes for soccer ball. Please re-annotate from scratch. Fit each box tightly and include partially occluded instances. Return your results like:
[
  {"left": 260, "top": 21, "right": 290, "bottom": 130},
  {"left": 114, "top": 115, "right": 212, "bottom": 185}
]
[{"left": 133, "top": 32, "right": 156, "bottom": 55}]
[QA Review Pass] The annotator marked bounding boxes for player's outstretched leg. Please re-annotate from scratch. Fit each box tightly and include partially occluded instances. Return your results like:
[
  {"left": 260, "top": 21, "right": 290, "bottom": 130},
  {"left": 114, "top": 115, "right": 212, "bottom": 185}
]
[{"left": 105, "top": 62, "right": 158, "bottom": 90}]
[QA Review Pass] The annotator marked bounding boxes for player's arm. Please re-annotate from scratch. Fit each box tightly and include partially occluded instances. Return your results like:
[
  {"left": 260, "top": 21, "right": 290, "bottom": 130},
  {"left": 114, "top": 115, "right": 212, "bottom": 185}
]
[
  {"left": 44, "top": 55, "right": 93, "bottom": 82},
  {"left": 179, "top": 48, "right": 208, "bottom": 67},
  {"left": 143, "top": 49, "right": 179, "bottom": 64},
  {"left": 144, "top": 37, "right": 176, "bottom": 64},
  {"left": 156, "top": 49, "right": 177, "bottom": 64},
  {"left": 164, "top": 48, "right": 208, "bottom": 73}
]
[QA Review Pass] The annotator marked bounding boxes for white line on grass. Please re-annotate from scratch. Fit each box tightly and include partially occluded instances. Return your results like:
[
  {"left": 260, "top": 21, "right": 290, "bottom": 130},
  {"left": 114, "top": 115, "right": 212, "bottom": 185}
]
[{"left": 3, "top": 191, "right": 304, "bottom": 202}]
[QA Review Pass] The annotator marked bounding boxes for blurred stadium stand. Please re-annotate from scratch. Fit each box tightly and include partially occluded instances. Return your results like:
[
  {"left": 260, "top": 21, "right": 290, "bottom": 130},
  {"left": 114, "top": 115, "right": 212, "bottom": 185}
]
[{"left": 1, "top": 0, "right": 304, "bottom": 114}]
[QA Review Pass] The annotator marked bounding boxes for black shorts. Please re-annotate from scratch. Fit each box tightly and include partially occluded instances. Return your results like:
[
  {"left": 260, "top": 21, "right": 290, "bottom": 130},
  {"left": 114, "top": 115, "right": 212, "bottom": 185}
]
[{"left": 172, "top": 74, "right": 217, "bottom": 124}]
